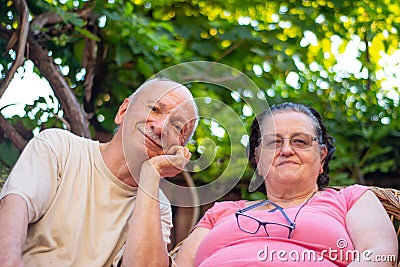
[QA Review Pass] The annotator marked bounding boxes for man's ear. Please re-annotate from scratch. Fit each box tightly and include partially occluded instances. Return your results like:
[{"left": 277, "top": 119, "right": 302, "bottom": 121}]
[{"left": 114, "top": 98, "right": 130, "bottom": 125}]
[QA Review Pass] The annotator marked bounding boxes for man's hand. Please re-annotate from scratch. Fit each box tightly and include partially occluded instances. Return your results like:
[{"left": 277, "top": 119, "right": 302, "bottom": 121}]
[
  {"left": 138, "top": 145, "right": 191, "bottom": 188},
  {"left": 0, "top": 255, "right": 25, "bottom": 267},
  {"left": 146, "top": 145, "right": 191, "bottom": 178},
  {"left": 150, "top": 145, "right": 191, "bottom": 178}
]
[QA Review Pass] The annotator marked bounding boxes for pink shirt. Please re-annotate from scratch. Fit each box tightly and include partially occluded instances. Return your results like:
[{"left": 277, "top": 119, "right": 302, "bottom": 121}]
[{"left": 195, "top": 185, "right": 368, "bottom": 266}]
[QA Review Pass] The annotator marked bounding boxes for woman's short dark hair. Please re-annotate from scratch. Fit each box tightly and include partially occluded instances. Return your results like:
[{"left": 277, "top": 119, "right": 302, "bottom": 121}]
[{"left": 247, "top": 102, "right": 336, "bottom": 191}]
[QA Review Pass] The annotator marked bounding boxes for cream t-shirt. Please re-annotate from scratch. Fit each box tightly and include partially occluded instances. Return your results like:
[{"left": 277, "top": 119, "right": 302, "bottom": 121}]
[{"left": 0, "top": 129, "right": 172, "bottom": 267}]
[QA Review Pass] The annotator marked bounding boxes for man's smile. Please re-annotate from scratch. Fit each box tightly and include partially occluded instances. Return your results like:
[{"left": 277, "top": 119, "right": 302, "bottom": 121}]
[{"left": 138, "top": 125, "right": 163, "bottom": 149}]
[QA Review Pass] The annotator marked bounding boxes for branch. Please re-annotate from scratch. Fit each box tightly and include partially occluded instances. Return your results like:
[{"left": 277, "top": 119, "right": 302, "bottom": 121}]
[
  {"left": 77, "top": 1, "right": 97, "bottom": 19},
  {"left": 0, "top": 25, "right": 11, "bottom": 38},
  {"left": 83, "top": 38, "right": 96, "bottom": 103},
  {"left": 1, "top": 26, "right": 91, "bottom": 138},
  {"left": 182, "top": 171, "right": 200, "bottom": 229},
  {"left": 0, "top": 0, "right": 30, "bottom": 98},
  {"left": 363, "top": 31, "right": 371, "bottom": 91},
  {"left": 27, "top": 34, "right": 92, "bottom": 138},
  {"left": 30, "top": 12, "right": 63, "bottom": 35},
  {"left": 30, "top": 1, "right": 96, "bottom": 35},
  {"left": 82, "top": 12, "right": 99, "bottom": 104},
  {"left": 80, "top": 1, "right": 99, "bottom": 104},
  {"left": 0, "top": 113, "right": 27, "bottom": 151},
  {"left": 215, "top": 40, "right": 244, "bottom": 63}
]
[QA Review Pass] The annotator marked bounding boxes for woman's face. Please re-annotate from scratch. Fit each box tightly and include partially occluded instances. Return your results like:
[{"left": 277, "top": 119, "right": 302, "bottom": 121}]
[{"left": 255, "top": 111, "right": 327, "bottom": 189}]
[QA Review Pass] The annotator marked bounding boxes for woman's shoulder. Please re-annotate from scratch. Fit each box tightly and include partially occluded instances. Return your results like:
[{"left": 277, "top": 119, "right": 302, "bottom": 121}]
[
  {"left": 322, "top": 184, "right": 370, "bottom": 209},
  {"left": 195, "top": 200, "right": 247, "bottom": 229},
  {"left": 210, "top": 200, "right": 247, "bottom": 211},
  {"left": 323, "top": 184, "right": 369, "bottom": 195}
]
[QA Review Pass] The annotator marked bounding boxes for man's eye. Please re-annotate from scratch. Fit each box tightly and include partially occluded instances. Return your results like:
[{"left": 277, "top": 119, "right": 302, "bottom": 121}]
[
  {"left": 149, "top": 106, "right": 159, "bottom": 113},
  {"left": 173, "top": 123, "right": 182, "bottom": 131}
]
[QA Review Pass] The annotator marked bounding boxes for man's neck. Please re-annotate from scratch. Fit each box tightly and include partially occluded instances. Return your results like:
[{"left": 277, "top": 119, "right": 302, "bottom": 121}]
[{"left": 99, "top": 139, "right": 139, "bottom": 187}]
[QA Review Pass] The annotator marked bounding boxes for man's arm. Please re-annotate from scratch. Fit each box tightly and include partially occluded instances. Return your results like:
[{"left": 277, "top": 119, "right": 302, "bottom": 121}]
[
  {"left": 121, "top": 146, "right": 190, "bottom": 267},
  {"left": 0, "top": 194, "right": 29, "bottom": 267}
]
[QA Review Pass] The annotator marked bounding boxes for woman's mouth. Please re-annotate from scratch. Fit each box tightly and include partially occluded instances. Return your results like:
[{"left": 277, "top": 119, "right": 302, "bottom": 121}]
[{"left": 278, "top": 160, "right": 298, "bottom": 166}]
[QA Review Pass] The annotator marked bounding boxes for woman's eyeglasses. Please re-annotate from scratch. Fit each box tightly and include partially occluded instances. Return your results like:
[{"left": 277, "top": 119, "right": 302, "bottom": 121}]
[
  {"left": 262, "top": 133, "right": 319, "bottom": 150},
  {"left": 235, "top": 199, "right": 295, "bottom": 239}
]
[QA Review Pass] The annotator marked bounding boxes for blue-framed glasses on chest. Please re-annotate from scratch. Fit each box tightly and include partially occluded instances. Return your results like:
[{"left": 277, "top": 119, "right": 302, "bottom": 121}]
[{"left": 235, "top": 199, "right": 295, "bottom": 239}]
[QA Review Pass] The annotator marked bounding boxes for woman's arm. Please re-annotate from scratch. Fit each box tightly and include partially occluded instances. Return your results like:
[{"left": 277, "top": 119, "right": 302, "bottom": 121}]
[
  {"left": 346, "top": 190, "right": 398, "bottom": 266},
  {"left": 174, "top": 227, "right": 210, "bottom": 266}
]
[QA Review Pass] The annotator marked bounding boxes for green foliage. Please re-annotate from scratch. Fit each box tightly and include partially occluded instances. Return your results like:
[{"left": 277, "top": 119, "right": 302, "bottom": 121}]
[
  {"left": 0, "top": 165, "right": 9, "bottom": 191},
  {"left": 0, "top": 139, "right": 20, "bottom": 169},
  {"left": 1, "top": 0, "right": 400, "bottom": 200},
  {"left": 0, "top": 137, "right": 19, "bottom": 191}
]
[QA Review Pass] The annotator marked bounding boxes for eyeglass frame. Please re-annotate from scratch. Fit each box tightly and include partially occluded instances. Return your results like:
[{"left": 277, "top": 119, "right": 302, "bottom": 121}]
[
  {"left": 235, "top": 199, "right": 296, "bottom": 238},
  {"left": 261, "top": 133, "right": 320, "bottom": 150}
]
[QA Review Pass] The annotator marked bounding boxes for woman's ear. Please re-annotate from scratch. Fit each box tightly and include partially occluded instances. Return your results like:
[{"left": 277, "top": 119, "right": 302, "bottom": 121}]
[
  {"left": 320, "top": 144, "right": 328, "bottom": 167},
  {"left": 254, "top": 146, "right": 262, "bottom": 176},
  {"left": 114, "top": 98, "right": 131, "bottom": 125}
]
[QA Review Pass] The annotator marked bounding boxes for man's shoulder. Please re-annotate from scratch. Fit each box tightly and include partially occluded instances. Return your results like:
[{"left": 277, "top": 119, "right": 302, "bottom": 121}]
[
  {"left": 31, "top": 128, "right": 96, "bottom": 154},
  {"left": 36, "top": 128, "right": 78, "bottom": 138},
  {"left": 36, "top": 128, "right": 87, "bottom": 143}
]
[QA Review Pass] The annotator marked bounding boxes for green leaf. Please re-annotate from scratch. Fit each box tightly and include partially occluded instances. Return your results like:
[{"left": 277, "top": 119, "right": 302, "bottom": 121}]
[
  {"left": 0, "top": 141, "right": 20, "bottom": 167},
  {"left": 73, "top": 39, "right": 85, "bottom": 64},
  {"left": 137, "top": 57, "right": 154, "bottom": 77},
  {"left": 62, "top": 12, "right": 85, "bottom": 27},
  {"left": 115, "top": 44, "right": 133, "bottom": 66},
  {"left": 74, "top": 27, "right": 101, "bottom": 42}
]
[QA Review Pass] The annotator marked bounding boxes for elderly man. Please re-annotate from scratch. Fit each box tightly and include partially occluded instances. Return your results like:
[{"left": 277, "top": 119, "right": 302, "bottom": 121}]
[{"left": 0, "top": 77, "right": 198, "bottom": 267}]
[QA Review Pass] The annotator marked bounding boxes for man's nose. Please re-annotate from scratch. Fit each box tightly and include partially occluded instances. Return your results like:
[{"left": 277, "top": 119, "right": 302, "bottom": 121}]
[{"left": 148, "top": 118, "right": 167, "bottom": 136}]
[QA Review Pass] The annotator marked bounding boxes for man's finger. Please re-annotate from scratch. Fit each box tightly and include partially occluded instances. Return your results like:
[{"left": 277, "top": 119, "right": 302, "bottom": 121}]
[{"left": 165, "top": 145, "right": 186, "bottom": 156}]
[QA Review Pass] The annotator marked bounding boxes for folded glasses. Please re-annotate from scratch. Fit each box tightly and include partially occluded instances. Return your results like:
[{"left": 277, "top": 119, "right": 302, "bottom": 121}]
[{"left": 235, "top": 199, "right": 295, "bottom": 239}]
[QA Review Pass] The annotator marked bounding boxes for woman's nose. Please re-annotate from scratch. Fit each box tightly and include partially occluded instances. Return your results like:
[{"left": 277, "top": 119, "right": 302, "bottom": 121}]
[{"left": 280, "top": 139, "right": 294, "bottom": 154}]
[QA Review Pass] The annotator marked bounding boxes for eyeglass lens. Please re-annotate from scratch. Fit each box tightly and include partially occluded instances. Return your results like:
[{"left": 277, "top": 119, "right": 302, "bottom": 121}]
[
  {"left": 236, "top": 214, "right": 292, "bottom": 238},
  {"left": 262, "top": 133, "right": 315, "bottom": 149}
]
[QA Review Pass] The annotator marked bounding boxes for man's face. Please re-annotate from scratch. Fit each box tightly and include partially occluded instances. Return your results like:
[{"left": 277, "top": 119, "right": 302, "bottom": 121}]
[{"left": 120, "top": 80, "right": 197, "bottom": 159}]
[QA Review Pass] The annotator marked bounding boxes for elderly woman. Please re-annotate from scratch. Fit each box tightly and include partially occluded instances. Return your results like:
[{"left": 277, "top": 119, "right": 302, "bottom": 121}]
[{"left": 174, "top": 102, "right": 397, "bottom": 266}]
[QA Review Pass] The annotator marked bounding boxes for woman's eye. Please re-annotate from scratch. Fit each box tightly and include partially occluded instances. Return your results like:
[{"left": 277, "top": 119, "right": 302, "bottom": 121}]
[
  {"left": 269, "top": 139, "right": 280, "bottom": 145},
  {"left": 293, "top": 138, "right": 306, "bottom": 144},
  {"left": 273, "top": 140, "right": 283, "bottom": 146}
]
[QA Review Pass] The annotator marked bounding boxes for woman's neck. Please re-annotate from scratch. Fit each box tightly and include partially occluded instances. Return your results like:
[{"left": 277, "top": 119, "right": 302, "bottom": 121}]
[{"left": 265, "top": 185, "right": 319, "bottom": 208}]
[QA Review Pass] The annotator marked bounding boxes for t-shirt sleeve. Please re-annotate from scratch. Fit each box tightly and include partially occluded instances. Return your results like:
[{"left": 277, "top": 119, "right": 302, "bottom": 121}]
[
  {"left": 195, "top": 201, "right": 243, "bottom": 230},
  {"left": 159, "top": 189, "right": 173, "bottom": 244},
  {"left": 340, "top": 184, "right": 369, "bottom": 210},
  {"left": 0, "top": 130, "right": 60, "bottom": 222},
  {"left": 195, "top": 205, "right": 216, "bottom": 230}
]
